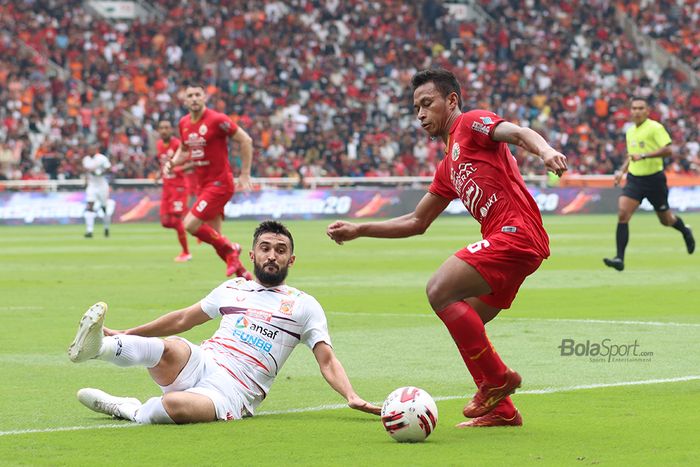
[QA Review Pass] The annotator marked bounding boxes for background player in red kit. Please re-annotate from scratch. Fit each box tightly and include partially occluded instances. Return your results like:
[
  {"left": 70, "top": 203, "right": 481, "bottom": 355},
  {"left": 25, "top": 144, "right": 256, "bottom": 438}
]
[
  {"left": 166, "top": 84, "right": 253, "bottom": 278},
  {"left": 327, "top": 69, "right": 568, "bottom": 428},
  {"left": 156, "top": 119, "right": 191, "bottom": 262}
]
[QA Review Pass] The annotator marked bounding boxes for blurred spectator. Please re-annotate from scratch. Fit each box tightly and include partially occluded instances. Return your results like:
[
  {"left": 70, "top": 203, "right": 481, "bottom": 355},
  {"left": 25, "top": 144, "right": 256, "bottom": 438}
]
[{"left": 0, "top": 0, "right": 698, "bottom": 181}]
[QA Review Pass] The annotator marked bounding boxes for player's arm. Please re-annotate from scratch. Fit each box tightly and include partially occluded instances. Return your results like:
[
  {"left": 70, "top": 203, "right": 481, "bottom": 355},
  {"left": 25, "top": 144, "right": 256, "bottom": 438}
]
[
  {"left": 327, "top": 192, "right": 450, "bottom": 244},
  {"left": 103, "top": 302, "right": 211, "bottom": 337},
  {"left": 165, "top": 145, "right": 189, "bottom": 175},
  {"left": 232, "top": 126, "right": 253, "bottom": 191},
  {"left": 629, "top": 144, "right": 672, "bottom": 162},
  {"left": 492, "top": 121, "right": 568, "bottom": 176},
  {"left": 614, "top": 158, "right": 630, "bottom": 186},
  {"left": 312, "top": 342, "right": 381, "bottom": 415}
]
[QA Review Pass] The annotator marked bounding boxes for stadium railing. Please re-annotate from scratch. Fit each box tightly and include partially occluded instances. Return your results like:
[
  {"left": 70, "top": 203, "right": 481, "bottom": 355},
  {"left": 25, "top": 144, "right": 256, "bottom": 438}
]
[{"left": 0, "top": 175, "right": 550, "bottom": 192}]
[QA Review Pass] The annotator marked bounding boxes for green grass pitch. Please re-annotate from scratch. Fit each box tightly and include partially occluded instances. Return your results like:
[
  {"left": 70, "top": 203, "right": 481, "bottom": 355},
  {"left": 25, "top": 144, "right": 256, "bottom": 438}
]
[{"left": 1, "top": 214, "right": 699, "bottom": 465}]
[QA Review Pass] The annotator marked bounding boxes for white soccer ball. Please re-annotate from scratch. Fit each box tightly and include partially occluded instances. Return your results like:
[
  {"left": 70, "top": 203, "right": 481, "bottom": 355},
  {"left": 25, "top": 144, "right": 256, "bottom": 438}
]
[{"left": 381, "top": 386, "right": 438, "bottom": 442}]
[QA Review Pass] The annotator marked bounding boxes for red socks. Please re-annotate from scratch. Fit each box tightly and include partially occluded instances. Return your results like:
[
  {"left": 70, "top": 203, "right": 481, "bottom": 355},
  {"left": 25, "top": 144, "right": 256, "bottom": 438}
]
[
  {"left": 161, "top": 215, "right": 189, "bottom": 255},
  {"left": 193, "top": 223, "right": 233, "bottom": 260},
  {"left": 437, "top": 301, "right": 510, "bottom": 387},
  {"left": 175, "top": 222, "right": 189, "bottom": 254}
]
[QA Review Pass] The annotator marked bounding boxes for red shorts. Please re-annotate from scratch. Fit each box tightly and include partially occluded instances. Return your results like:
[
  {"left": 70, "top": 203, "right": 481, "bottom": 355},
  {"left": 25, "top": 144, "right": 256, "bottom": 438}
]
[
  {"left": 160, "top": 184, "right": 188, "bottom": 217},
  {"left": 190, "top": 183, "right": 234, "bottom": 221},
  {"left": 455, "top": 231, "right": 545, "bottom": 309}
]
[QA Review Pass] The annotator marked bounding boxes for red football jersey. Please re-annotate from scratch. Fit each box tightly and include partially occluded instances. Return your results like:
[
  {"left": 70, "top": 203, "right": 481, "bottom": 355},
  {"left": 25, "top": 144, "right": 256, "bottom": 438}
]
[
  {"left": 178, "top": 108, "right": 238, "bottom": 188},
  {"left": 429, "top": 110, "right": 550, "bottom": 258},
  {"left": 156, "top": 137, "right": 184, "bottom": 186}
]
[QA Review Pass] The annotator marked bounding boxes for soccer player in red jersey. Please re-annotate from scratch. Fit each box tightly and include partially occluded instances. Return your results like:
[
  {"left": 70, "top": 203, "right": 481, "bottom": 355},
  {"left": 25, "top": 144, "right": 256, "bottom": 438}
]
[
  {"left": 328, "top": 69, "right": 568, "bottom": 428},
  {"left": 166, "top": 84, "right": 253, "bottom": 278},
  {"left": 156, "top": 119, "right": 191, "bottom": 262}
]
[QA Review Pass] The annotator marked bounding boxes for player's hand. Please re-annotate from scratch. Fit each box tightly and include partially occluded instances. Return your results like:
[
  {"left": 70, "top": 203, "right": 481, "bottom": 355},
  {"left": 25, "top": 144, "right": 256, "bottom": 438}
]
[
  {"left": 542, "top": 149, "right": 568, "bottom": 177},
  {"left": 103, "top": 326, "right": 123, "bottom": 336},
  {"left": 237, "top": 173, "right": 253, "bottom": 192},
  {"left": 348, "top": 396, "right": 381, "bottom": 416},
  {"left": 327, "top": 221, "right": 359, "bottom": 245},
  {"left": 613, "top": 170, "right": 624, "bottom": 186},
  {"left": 630, "top": 153, "right": 645, "bottom": 162},
  {"left": 164, "top": 160, "right": 173, "bottom": 176}
]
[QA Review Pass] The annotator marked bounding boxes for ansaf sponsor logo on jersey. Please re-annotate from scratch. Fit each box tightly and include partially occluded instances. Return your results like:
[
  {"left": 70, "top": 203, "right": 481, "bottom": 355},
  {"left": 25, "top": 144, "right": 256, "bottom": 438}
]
[
  {"left": 451, "top": 142, "right": 460, "bottom": 161},
  {"left": 278, "top": 299, "right": 294, "bottom": 315},
  {"left": 219, "top": 121, "right": 232, "bottom": 133},
  {"left": 235, "top": 315, "right": 279, "bottom": 339}
]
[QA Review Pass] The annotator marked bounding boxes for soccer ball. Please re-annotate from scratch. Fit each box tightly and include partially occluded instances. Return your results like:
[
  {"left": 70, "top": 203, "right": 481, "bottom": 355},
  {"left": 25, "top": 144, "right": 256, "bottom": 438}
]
[{"left": 381, "top": 386, "right": 438, "bottom": 442}]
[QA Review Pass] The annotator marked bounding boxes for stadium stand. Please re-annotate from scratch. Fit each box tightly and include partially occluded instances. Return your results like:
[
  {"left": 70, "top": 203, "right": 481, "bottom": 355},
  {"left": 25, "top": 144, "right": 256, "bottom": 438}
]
[{"left": 1, "top": 0, "right": 698, "bottom": 182}]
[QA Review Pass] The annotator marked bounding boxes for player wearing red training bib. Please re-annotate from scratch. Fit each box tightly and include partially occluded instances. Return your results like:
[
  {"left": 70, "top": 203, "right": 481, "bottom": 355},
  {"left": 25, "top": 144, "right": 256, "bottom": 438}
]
[
  {"left": 166, "top": 84, "right": 254, "bottom": 278},
  {"left": 156, "top": 119, "right": 190, "bottom": 262},
  {"left": 328, "top": 69, "right": 568, "bottom": 428}
]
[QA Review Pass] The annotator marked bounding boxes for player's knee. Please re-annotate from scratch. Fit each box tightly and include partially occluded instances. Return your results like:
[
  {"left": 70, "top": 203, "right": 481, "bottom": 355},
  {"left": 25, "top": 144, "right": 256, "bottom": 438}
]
[
  {"left": 660, "top": 215, "right": 674, "bottom": 226},
  {"left": 161, "top": 393, "right": 194, "bottom": 423},
  {"left": 425, "top": 278, "right": 447, "bottom": 312}
]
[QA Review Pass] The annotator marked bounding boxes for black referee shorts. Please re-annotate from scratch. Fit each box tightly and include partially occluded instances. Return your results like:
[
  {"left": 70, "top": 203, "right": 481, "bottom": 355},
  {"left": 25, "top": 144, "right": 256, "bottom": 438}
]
[{"left": 622, "top": 171, "right": 670, "bottom": 211}]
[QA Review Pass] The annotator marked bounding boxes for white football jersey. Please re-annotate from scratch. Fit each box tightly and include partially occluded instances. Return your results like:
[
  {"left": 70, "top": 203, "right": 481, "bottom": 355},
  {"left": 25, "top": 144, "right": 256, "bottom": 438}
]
[
  {"left": 200, "top": 277, "right": 332, "bottom": 413},
  {"left": 83, "top": 153, "right": 111, "bottom": 186}
]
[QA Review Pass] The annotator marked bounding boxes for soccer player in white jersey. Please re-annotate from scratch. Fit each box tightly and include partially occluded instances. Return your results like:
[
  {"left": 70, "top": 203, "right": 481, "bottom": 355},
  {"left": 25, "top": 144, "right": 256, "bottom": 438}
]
[
  {"left": 82, "top": 147, "right": 112, "bottom": 238},
  {"left": 68, "top": 220, "right": 381, "bottom": 423}
]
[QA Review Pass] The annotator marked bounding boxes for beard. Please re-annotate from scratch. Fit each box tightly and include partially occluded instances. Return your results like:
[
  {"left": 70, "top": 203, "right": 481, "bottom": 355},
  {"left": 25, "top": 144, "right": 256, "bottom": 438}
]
[{"left": 254, "top": 261, "right": 289, "bottom": 287}]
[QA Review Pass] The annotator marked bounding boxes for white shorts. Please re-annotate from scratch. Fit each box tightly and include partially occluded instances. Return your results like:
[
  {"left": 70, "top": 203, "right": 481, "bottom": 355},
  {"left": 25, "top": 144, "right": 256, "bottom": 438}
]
[
  {"left": 86, "top": 183, "right": 109, "bottom": 205},
  {"left": 159, "top": 337, "right": 249, "bottom": 421}
]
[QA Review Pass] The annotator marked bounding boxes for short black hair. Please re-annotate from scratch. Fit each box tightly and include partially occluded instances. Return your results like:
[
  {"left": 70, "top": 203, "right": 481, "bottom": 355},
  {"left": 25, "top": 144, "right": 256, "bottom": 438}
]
[
  {"left": 411, "top": 68, "right": 462, "bottom": 108},
  {"left": 185, "top": 82, "right": 206, "bottom": 91},
  {"left": 253, "top": 220, "right": 294, "bottom": 253},
  {"left": 630, "top": 96, "right": 649, "bottom": 105}
]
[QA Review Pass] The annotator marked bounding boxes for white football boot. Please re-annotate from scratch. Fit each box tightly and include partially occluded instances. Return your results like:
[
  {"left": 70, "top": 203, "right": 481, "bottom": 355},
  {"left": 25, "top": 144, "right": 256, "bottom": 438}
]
[
  {"left": 77, "top": 388, "right": 140, "bottom": 421},
  {"left": 68, "top": 302, "right": 107, "bottom": 363}
]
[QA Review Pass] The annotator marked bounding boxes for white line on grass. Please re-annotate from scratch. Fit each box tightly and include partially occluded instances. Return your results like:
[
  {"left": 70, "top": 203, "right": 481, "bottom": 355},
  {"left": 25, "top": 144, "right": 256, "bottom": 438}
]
[
  {"left": 329, "top": 312, "right": 700, "bottom": 327},
  {"left": 2, "top": 375, "right": 699, "bottom": 437}
]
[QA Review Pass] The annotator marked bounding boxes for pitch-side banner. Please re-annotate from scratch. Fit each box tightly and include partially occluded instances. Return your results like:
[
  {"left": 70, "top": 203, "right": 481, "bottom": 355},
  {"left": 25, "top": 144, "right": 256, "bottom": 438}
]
[{"left": 1, "top": 186, "right": 700, "bottom": 225}]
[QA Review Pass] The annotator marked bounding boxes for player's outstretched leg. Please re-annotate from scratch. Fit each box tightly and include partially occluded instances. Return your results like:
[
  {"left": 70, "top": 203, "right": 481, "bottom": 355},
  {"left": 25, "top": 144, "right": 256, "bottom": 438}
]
[
  {"left": 77, "top": 388, "right": 141, "bottom": 421},
  {"left": 68, "top": 302, "right": 108, "bottom": 362}
]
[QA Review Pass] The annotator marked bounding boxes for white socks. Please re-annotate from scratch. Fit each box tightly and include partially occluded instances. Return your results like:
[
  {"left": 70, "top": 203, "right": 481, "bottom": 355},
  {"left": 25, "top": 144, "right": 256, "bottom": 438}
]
[
  {"left": 84, "top": 210, "right": 96, "bottom": 233},
  {"left": 134, "top": 397, "right": 175, "bottom": 424},
  {"left": 102, "top": 207, "right": 111, "bottom": 230},
  {"left": 99, "top": 335, "right": 165, "bottom": 368}
]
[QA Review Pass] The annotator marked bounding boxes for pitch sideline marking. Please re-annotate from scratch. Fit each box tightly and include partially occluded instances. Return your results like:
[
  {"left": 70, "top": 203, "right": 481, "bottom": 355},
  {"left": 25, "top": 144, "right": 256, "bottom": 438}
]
[
  {"left": 1, "top": 375, "right": 698, "bottom": 437},
  {"left": 329, "top": 312, "right": 700, "bottom": 328}
]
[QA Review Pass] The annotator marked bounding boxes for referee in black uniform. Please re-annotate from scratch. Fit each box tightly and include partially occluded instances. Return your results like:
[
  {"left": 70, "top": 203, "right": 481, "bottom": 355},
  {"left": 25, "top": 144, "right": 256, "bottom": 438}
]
[{"left": 604, "top": 97, "right": 694, "bottom": 271}]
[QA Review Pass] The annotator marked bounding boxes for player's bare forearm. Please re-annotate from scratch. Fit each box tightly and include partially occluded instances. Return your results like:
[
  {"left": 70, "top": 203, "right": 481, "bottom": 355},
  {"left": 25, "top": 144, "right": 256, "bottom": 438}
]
[
  {"left": 118, "top": 304, "right": 210, "bottom": 337},
  {"left": 170, "top": 147, "right": 188, "bottom": 167},
  {"left": 327, "top": 193, "right": 448, "bottom": 244},
  {"left": 493, "top": 123, "right": 567, "bottom": 176},
  {"left": 629, "top": 144, "right": 672, "bottom": 161},
  {"left": 314, "top": 343, "right": 381, "bottom": 415}
]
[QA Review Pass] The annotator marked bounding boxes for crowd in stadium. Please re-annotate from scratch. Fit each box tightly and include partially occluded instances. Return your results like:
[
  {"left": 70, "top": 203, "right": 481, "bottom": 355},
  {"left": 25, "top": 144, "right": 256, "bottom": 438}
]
[{"left": 1, "top": 0, "right": 698, "bottom": 182}]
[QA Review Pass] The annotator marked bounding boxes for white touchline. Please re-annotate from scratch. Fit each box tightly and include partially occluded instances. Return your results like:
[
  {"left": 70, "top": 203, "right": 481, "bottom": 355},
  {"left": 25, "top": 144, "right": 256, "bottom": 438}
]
[
  {"left": 2, "top": 375, "right": 699, "bottom": 437},
  {"left": 329, "top": 312, "right": 700, "bottom": 327}
]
